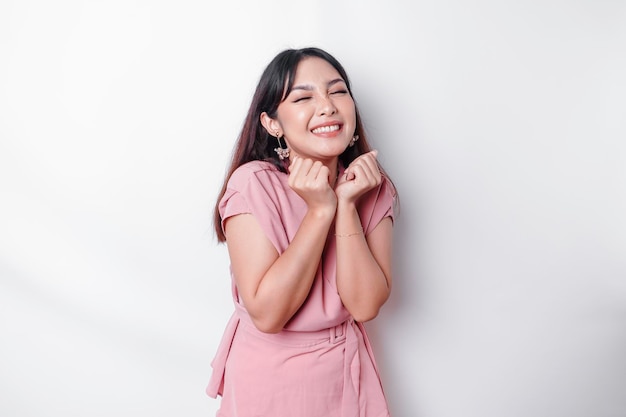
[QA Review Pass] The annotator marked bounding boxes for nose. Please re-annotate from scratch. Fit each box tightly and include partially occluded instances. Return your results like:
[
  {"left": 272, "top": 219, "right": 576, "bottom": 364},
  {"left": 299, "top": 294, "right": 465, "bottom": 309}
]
[{"left": 318, "top": 95, "right": 337, "bottom": 116}]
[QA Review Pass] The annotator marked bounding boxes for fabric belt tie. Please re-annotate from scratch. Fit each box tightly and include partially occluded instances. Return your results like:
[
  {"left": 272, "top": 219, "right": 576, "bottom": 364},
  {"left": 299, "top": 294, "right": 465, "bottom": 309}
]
[{"left": 206, "top": 305, "right": 363, "bottom": 417}]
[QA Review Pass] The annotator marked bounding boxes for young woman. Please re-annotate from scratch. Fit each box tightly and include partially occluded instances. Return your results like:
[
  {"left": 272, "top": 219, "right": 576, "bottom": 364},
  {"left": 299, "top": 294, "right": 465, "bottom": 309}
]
[{"left": 207, "top": 47, "right": 397, "bottom": 417}]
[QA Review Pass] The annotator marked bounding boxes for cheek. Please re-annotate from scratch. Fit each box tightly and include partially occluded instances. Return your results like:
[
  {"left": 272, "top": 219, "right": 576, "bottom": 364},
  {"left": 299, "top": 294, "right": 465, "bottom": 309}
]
[
  {"left": 290, "top": 110, "right": 313, "bottom": 132},
  {"left": 342, "top": 103, "right": 357, "bottom": 128},
  {"left": 279, "top": 107, "right": 311, "bottom": 131},
  {"left": 340, "top": 97, "right": 356, "bottom": 116}
]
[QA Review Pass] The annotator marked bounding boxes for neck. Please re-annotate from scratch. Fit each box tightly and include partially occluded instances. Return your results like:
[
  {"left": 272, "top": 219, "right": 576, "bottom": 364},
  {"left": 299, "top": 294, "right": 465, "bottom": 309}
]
[
  {"left": 323, "top": 157, "right": 340, "bottom": 188},
  {"left": 329, "top": 158, "right": 341, "bottom": 188}
]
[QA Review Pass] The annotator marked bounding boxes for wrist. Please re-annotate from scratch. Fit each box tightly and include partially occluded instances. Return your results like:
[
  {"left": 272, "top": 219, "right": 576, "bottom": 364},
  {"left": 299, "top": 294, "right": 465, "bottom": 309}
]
[
  {"left": 307, "top": 205, "right": 336, "bottom": 222},
  {"left": 336, "top": 199, "right": 358, "bottom": 214},
  {"left": 335, "top": 227, "right": 363, "bottom": 238}
]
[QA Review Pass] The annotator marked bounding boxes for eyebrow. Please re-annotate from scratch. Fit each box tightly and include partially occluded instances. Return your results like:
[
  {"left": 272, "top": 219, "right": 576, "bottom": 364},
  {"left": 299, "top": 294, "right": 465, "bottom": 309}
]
[{"left": 291, "top": 78, "right": 346, "bottom": 92}]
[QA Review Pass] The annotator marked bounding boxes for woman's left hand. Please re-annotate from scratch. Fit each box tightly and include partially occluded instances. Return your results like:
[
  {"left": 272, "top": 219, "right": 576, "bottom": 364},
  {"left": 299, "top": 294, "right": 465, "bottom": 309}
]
[{"left": 335, "top": 150, "right": 382, "bottom": 204}]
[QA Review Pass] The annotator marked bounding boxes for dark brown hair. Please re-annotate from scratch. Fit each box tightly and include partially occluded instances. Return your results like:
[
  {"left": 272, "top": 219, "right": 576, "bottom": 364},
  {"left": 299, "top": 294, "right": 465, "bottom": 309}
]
[{"left": 213, "top": 47, "right": 387, "bottom": 242}]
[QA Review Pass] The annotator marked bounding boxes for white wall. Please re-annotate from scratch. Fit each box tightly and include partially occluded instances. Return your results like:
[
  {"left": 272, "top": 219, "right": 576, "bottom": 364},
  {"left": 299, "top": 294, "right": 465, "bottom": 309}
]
[{"left": 1, "top": 1, "right": 625, "bottom": 416}]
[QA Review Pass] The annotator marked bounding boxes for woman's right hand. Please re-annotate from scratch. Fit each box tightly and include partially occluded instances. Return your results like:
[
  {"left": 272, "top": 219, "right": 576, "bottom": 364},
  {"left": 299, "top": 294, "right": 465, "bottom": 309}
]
[{"left": 288, "top": 156, "right": 337, "bottom": 215}]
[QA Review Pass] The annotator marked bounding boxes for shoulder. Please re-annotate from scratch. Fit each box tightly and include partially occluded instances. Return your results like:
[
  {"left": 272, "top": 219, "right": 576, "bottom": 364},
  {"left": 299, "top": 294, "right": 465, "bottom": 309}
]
[
  {"left": 366, "top": 174, "right": 397, "bottom": 203},
  {"left": 380, "top": 174, "right": 397, "bottom": 201},
  {"left": 228, "top": 160, "right": 284, "bottom": 189},
  {"left": 358, "top": 174, "right": 398, "bottom": 230},
  {"left": 231, "top": 160, "right": 279, "bottom": 178},
  {"left": 219, "top": 160, "right": 286, "bottom": 220}
]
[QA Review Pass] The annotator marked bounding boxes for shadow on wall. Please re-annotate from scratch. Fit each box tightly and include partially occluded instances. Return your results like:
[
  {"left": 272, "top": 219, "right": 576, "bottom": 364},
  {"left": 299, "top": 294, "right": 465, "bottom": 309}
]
[{"left": 364, "top": 188, "right": 426, "bottom": 416}]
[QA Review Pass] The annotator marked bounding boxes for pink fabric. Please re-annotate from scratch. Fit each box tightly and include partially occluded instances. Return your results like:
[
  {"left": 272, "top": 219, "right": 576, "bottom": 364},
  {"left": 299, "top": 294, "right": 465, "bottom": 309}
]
[{"left": 207, "top": 160, "right": 396, "bottom": 417}]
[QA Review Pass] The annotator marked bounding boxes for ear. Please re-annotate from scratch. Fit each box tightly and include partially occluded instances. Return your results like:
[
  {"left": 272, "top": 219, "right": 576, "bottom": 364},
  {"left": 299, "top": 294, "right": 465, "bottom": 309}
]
[{"left": 260, "top": 112, "right": 281, "bottom": 137}]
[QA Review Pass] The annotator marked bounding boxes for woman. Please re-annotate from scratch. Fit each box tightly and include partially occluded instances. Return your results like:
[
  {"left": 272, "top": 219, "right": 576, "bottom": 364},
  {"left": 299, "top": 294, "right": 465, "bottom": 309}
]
[{"left": 207, "top": 47, "right": 397, "bottom": 417}]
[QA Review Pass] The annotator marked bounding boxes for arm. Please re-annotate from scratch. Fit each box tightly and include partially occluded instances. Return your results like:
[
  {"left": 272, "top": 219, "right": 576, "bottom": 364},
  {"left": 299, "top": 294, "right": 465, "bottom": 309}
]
[
  {"left": 335, "top": 210, "right": 392, "bottom": 322},
  {"left": 224, "top": 158, "right": 336, "bottom": 333},
  {"left": 334, "top": 151, "right": 393, "bottom": 322}
]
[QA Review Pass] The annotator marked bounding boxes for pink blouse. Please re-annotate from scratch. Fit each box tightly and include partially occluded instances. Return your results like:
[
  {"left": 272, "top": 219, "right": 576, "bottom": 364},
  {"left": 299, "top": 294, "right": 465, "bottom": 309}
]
[{"left": 207, "top": 160, "right": 396, "bottom": 417}]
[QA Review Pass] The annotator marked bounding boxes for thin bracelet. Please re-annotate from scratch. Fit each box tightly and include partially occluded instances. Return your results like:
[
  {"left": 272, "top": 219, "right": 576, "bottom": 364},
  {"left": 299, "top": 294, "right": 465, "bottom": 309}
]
[{"left": 335, "top": 228, "right": 363, "bottom": 237}]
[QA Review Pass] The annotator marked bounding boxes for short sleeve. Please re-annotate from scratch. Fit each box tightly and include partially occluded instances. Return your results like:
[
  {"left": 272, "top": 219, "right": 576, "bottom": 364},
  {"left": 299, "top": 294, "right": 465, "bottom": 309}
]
[
  {"left": 218, "top": 162, "right": 294, "bottom": 253},
  {"left": 358, "top": 175, "right": 397, "bottom": 235}
]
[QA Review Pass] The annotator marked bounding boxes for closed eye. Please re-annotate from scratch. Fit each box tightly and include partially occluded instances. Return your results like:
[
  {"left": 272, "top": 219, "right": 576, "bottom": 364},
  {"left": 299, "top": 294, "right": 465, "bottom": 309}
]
[
  {"left": 293, "top": 96, "right": 311, "bottom": 103},
  {"left": 330, "top": 89, "right": 348, "bottom": 95}
]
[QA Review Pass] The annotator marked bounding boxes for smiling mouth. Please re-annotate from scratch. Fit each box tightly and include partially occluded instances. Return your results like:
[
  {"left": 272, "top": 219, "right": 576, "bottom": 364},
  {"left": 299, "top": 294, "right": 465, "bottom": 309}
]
[{"left": 311, "top": 124, "right": 341, "bottom": 134}]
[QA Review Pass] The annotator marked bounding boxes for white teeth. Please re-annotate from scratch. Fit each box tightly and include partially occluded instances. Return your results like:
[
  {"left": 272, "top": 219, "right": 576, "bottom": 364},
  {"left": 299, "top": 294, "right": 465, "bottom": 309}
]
[{"left": 312, "top": 125, "right": 340, "bottom": 134}]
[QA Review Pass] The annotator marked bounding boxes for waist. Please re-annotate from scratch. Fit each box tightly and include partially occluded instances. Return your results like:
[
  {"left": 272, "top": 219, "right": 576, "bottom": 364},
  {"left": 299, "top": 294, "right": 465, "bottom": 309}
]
[{"left": 235, "top": 304, "right": 353, "bottom": 346}]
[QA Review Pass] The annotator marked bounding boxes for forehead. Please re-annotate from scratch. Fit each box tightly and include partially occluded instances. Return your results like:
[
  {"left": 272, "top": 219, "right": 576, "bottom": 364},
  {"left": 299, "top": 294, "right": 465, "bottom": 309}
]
[{"left": 292, "top": 57, "right": 344, "bottom": 84}]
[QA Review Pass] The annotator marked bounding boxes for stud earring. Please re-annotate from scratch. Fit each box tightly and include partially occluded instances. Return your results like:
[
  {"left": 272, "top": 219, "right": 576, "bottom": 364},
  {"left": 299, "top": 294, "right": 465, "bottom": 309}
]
[
  {"left": 349, "top": 134, "right": 359, "bottom": 147},
  {"left": 273, "top": 133, "right": 290, "bottom": 160}
]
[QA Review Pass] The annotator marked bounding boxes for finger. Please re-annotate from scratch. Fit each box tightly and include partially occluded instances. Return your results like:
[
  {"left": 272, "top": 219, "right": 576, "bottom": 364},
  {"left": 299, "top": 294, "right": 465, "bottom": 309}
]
[
  {"left": 352, "top": 151, "right": 381, "bottom": 182},
  {"left": 344, "top": 165, "right": 367, "bottom": 186},
  {"left": 317, "top": 164, "right": 331, "bottom": 184},
  {"left": 307, "top": 160, "right": 321, "bottom": 178},
  {"left": 288, "top": 156, "right": 302, "bottom": 180},
  {"left": 289, "top": 157, "right": 309, "bottom": 188},
  {"left": 347, "top": 162, "right": 378, "bottom": 188},
  {"left": 359, "top": 150, "right": 379, "bottom": 168},
  {"left": 292, "top": 158, "right": 316, "bottom": 189},
  {"left": 296, "top": 158, "right": 313, "bottom": 176},
  {"left": 352, "top": 149, "right": 378, "bottom": 164},
  {"left": 348, "top": 150, "right": 375, "bottom": 170},
  {"left": 349, "top": 164, "right": 370, "bottom": 183},
  {"left": 309, "top": 161, "right": 332, "bottom": 189},
  {"left": 360, "top": 154, "right": 382, "bottom": 183}
]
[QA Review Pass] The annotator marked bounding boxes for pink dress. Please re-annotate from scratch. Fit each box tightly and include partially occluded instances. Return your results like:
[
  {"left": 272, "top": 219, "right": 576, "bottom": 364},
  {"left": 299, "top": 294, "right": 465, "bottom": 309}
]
[{"left": 206, "top": 160, "right": 396, "bottom": 417}]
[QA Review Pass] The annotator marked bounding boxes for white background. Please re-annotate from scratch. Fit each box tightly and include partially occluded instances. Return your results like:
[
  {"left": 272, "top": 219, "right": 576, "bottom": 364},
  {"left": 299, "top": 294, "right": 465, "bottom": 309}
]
[{"left": 1, "top": 1, "right": 625, "bottom": 416}]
